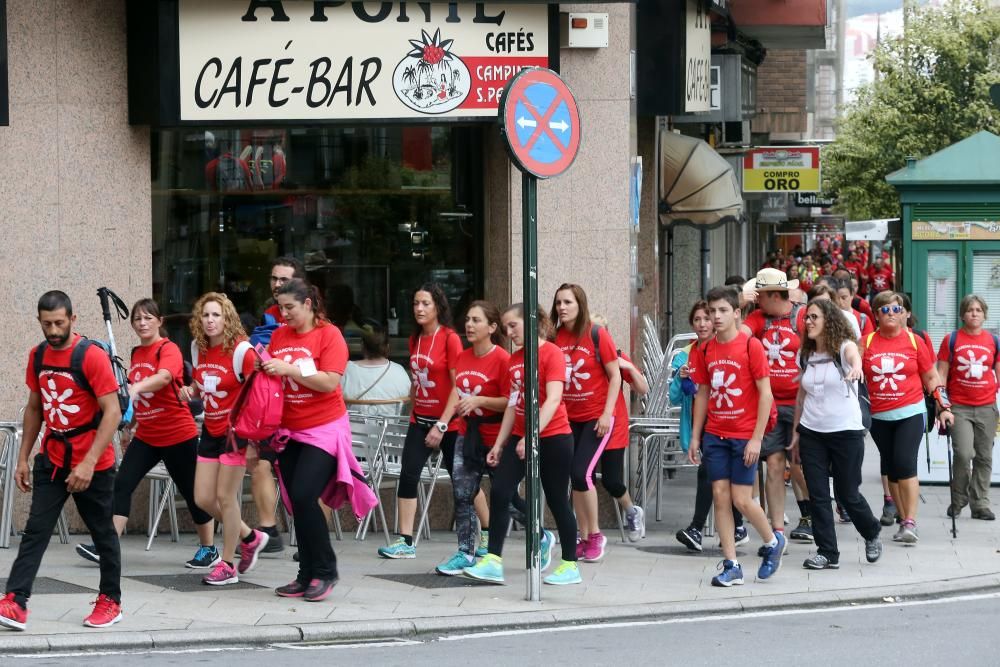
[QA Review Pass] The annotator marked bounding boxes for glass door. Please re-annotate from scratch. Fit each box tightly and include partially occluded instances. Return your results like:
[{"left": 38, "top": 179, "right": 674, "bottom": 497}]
[{"left": 911, "top": 242, "right": 962, "bottom": 349}]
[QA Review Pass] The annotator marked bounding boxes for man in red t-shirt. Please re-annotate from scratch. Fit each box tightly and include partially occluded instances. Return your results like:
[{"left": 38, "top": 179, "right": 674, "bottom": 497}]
[
  {"left": 740, "top": 269, "right": 814, "bottom": 544},
  {"left": 688, "top": 286, "right": 785, "bottom": 587},
  {"left": 0, "top": 291, "right": 123, "bottom": 632},
  {"left": 867, "top": 255, "right": 894, "bottom": 297},
  {"left": 248, "top": 255, "right": 306, "bottom": 555}
]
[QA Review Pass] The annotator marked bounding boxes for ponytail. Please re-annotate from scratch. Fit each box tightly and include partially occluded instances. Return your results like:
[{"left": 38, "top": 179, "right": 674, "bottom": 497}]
[{"left": 275, "top": 278, "right": 328, "bottom": 325}]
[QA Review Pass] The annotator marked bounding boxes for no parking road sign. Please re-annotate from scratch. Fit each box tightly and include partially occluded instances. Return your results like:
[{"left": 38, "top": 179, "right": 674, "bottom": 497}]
[{"left": 500, "top": 68, "right": 581, "bottom": 179}]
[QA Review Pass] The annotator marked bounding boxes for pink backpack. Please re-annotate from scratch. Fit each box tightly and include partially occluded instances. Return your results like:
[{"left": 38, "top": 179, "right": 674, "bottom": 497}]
[{"left": 228, "top": 345, "right": 283, "bottom": 444}]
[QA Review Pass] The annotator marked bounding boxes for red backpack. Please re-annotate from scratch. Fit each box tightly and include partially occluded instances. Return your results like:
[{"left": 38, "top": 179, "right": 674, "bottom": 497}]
[{"left": 228, "top": 345, "right": 284, "bottom": 445}]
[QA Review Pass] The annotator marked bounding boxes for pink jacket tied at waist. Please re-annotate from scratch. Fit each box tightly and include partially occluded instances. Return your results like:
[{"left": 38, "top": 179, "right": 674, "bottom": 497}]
[{"left": 270, "top": 414, "right": 378, "bottom": 520}]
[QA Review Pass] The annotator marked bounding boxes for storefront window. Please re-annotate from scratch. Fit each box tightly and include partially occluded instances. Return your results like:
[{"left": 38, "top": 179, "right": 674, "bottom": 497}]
[{"left": 151, "top": 125, "right": 484, "bottom": 357}]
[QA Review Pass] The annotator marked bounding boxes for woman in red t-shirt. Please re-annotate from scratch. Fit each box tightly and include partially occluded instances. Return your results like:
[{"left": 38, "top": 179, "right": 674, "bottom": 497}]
[
  {"left": 184, "top": 293, "right": 268, "bottom": 586},
  {"left": 257, "top": 279, "right": 349, "bottom": 601},
  {"left": 551, "top": 284, "right": 622, "bottom": 563},
  {"left": 462, "top": 304, "right": 581, "bottom": 585},
  {"left": 377, "top": 283, "right": 463, "bottom": 560},
  {"left": 83, "top": 299, "right": 215, "bottom": 570},
  {"left": 863, "top": 292, "right": 952, "bottom": 544},
  {"left": 260, "top": 279, "right": 350, "bottom": 602},
  {"left": 936, "top": 294, "right": 1000, "bottom": 520},
  {"left": 588, "top": 314, "right": 650, "bottom": 542},
  {"left": 433, "top": 301, "right": 510, "bottom": 576}
]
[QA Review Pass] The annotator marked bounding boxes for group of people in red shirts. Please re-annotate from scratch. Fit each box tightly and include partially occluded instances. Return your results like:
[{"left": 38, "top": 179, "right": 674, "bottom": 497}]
[
  {"left": 676, "top": 263, "right": 995, "bottom": 588},
  {"left": 764, "top": 240, "right": 895, "bottom": 301},
  {"left": 0, "top": 273, "right": 647, "bottom": 631},
  {"left": 377, "top": 283, "right": 647, "bottom": 587}
]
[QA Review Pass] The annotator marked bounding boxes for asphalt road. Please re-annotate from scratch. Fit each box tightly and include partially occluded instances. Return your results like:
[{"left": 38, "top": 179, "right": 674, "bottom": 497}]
[{"left": 7, "top": 592, "right": 999, "bottom": 666}]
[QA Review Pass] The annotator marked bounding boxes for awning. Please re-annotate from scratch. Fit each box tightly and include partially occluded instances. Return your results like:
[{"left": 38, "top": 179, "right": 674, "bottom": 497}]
[{"left": 659, "top": 131, "right": 744, "bottom": 228}]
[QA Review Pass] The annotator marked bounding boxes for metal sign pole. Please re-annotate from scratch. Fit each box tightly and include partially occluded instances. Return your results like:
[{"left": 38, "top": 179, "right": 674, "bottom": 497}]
[{"left": 523, "top": 171, "right": 542, "bottom": 602}]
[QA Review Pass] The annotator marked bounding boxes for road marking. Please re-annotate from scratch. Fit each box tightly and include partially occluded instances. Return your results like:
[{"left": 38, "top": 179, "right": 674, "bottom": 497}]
[{"left": 438, "top": 590, "right": 1000, "bottom": 641}]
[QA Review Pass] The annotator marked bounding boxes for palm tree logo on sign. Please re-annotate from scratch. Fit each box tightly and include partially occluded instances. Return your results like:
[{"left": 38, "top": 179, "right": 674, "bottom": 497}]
[{"left": 393, "top": 29, "right": 470, "bottom": 114}]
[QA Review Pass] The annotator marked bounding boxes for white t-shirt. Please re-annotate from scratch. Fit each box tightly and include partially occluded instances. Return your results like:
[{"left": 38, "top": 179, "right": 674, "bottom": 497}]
[
  {"left": 841, "top": 309, "right": 861, "bottom": 339},
  {"left": 799, "top": 342, "right": 865, "bottom": 433},
  {"left": 341, "top": 360, "right": 412, "bottom": 417}
]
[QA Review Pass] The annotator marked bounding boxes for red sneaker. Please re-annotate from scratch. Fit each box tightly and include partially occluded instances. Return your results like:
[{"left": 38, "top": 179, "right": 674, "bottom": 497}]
[
  {"left": 83, "top": 594, "right": 123, "bottom": 628},
  {"left": 0, "top": 593, "right": 28, "bottom": 631}
]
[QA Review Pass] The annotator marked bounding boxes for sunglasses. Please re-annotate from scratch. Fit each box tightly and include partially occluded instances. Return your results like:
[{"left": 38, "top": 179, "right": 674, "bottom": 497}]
[{"left": 879, "top": 305, "right": 904, "bottom": 314}]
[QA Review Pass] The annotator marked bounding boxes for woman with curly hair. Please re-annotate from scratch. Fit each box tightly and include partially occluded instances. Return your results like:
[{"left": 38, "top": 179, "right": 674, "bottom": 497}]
[
  {"left": 790, "top": 297, "right": 882, "bottom": 569},
  {"left": 185, "top": 293, "right": 270, "bottom": 586}
]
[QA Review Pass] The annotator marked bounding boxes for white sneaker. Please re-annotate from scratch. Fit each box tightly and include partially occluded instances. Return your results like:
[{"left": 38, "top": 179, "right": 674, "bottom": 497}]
[{"left": 626, "top": 506, "right": 646, "bottom": 542}]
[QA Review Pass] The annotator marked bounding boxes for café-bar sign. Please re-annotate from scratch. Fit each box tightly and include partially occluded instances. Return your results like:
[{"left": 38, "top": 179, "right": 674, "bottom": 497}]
[{"left": 179, "top": 0, "right": 550, "bottom": 122}]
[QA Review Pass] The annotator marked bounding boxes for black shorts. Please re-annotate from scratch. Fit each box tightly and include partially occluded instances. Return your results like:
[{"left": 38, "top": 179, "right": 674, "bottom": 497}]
[{"left": 197, "top": 431, "right": 227, "bottom": 460}]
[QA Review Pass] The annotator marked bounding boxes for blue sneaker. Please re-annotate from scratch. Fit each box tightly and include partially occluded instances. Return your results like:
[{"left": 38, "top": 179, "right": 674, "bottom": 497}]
[
  {"left": 436, "top": 550, "right": 474, "bottom": 576},
  {"left": 757, "top": 531, "right": 786, "bottom": 580},
  {"left": 377, "top": 537, "right": 416, "bottom": 559},
  {"left": 711, "top": 559, "right": 745, "bottom": 587},
  {"left": 463, "top": 554, "right": 504, "bottom": 584},
  {"left": 185, "top": 545, "right": 220, "bottom": 569},
  {"left": 543, "top": 559, "right": 582, "bottom": 585},
  {"left": 475, "top": 530, "right": 489, "bottom": 558},
  {"left": 540, "top": 529, "right": 555, "bottom": 573}
]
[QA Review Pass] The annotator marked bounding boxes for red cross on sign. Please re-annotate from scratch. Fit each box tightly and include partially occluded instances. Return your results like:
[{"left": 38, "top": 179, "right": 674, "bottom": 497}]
[{"left": 500, "top": 68, "right": 581, "bottom": 179}]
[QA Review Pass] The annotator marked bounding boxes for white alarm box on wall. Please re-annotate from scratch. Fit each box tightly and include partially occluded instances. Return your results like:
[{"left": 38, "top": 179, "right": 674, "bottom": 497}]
[{"left": 559, "top": 13, "right": 609, "bottom": 48}]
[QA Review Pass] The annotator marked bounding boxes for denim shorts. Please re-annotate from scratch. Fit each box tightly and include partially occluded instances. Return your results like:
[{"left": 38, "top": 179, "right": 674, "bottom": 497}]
[{"left": 703, "top": 433, "right": 757, "bottom": 486}]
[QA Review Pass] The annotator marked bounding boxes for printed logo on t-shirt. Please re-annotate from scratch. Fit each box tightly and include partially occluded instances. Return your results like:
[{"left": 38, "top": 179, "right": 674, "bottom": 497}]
[
  {"left": 280, "top": 354, "right": 302, "bottom": 392},
  {"left": 872, "top": 275, "right": 888, "bottom": 290},
  {"left": 410, "top": 358, "right": 436, "bottom": 397},
  {"left": 40, "top": 375, "right": 80, "bottom": 427},
  {"left": 710, "top": 370, "right": 743, "bottom": 408},
  {"left": 131, "top": 368, "right": 157, "bottom": 412},
  {"left": 197, "top": 373, "right": 228, "bottom": 410},
  {"left": 563, "top": 353, "right": 591, "bottom": 392},
  {"left": 956, "top": 349, "right": 988, "bottom": 380},
  {"left": 508, "top": 365, "right": 523, "bottom": 409},
  {"left": 763, "top": 334, "right": 795, "bottom": 368},
  {"left": 870, "top": 355, "right": 906, "bottom": 391},
  {"left": 457, "top": 375, "right": 485, "bottom": 416}
]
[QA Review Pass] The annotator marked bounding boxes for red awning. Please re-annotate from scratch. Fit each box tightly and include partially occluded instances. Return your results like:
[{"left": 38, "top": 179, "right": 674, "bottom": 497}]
[{"left": 730, "top": 0, "right": 827, "bottom": 49}]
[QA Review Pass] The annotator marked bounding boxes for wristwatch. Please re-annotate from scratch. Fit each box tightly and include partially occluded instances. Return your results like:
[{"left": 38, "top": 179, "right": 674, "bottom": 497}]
[{"left": 435, "top": 421, "right": 448, "bottom": 433}]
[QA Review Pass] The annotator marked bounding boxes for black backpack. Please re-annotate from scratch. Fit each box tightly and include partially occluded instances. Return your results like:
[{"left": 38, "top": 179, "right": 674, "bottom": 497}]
[{"left": 33, "top": 338, "right": 131, "bottom": 432}]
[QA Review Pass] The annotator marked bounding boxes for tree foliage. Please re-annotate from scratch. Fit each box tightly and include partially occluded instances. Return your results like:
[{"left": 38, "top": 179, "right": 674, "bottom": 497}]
[{"left": 823, "top": 0, "right": 1000, "bottom": 220}]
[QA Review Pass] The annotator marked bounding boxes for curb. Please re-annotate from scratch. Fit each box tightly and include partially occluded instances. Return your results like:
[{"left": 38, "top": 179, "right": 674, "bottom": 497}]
[{"left": 3, "top": 573, "right": 1000, "bottom": 655}]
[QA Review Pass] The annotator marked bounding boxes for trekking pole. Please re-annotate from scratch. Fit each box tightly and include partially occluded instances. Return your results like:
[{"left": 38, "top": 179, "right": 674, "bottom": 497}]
[
  {"left": 924, "top": 431, "right": 931, "bottom": 474},
  {"left": 943, "top": 426, "right": 957, "bottom": 539},
  {"left": 97, "top": 287, "right": 129, "bottom": 358}
]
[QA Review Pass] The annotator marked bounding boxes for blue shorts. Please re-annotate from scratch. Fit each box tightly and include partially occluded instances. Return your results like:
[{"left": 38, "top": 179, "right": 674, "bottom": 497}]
[{"left": 703, "top": 433, "right": 758, "bottom": 486}]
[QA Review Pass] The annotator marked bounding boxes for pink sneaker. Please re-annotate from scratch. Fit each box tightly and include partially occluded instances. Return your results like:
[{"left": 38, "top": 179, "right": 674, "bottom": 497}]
[
  {"left": 237, "top": 529, "right": 270, "bottom": 575},
  {"left": 202, "top": 560, "right": 239, "bottom": 586},
  {"left": 582, "top": 532, "right": 606, "bottom": 562},
  {"left": 575, "top": 535, "right": 589, "bottom": 560}
]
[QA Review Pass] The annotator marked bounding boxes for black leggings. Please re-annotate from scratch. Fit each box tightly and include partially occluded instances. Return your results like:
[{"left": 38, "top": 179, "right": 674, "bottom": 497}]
[
  {"left": 277, "top": 440, "right": 338, "bottom": 582},
  {"left": 487, "top": 433, "right": 578, "bottom": 562},
  {"left": 570, "top": 419, "right": 611, "bottom": 492},
  {"left": 870, "top": 413, "right": 925, "bottom": 482},
  {"left": 397, "top": 420, "right": 457, "bottom": 499},
  {"left": 690, "top": 461, "right": 743, "bottom": 531},
  {"left": 113, "top": 436, "right": 212, "bottom": 525},
  {"left": 591, "top": 447, "right": 627, "bottom": 499}
]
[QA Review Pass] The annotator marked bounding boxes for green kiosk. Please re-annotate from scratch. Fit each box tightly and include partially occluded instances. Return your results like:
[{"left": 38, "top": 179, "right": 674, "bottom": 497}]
[{"left": 886, "top": 130, "right": 1000, "bottom": 484}]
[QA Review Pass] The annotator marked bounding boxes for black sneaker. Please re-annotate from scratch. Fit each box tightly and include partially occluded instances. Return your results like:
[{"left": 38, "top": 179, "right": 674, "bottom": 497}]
[
  {"left": 304, "top": 577, "right": 338, "bottom": 602},
  {"left": 836, "top": 504, "right": 851, "bottom": 524},
  {"left": 292, "top": 551, "right": 300, "bottom": 563},
  {"left": 675, "top": 527, "right": 703, "bottom": 552},
  {"left": 75, "top": 543, "right": 100, "bottom": 565},
  {"left": 802, "top": 554, "right": 839, "bottom": 570},
  {"left": 261, "top": 529, "right": 285, "bottom": 554},
  {"left": 790, "top": 517, "right": 815, "bottom": 541},
  {"left": 185, "top": 545, "right": 221, "bottom": 569}
]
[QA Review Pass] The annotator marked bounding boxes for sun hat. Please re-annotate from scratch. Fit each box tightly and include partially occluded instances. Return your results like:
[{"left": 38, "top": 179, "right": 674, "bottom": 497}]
[{"left": 743, "top": 267, "right": 799, "bottom": 294}]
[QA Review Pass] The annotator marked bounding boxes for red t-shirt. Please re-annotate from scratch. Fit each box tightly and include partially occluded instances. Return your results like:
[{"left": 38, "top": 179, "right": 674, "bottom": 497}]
[
  {"left": 194, "top": 340, "right": 257, "bottom": 437},
  {"left": 26, "top": 335, "right": 119, "bottom": 470},
  {"left": 554, "top": 326, "right": 619, "bottom": 422},
  {"left": 867, "top": 265, "right": 894, "bottom": 293},
  {"left": 269, "top": 323, "right": 349, "bottom": 430},
  {"left": 409, "top": 327, "right": 463, "bottom": 420},
  {"left": 853, "top": 296, "right": 874, "bottom": 321},
  {"left": 689, "top": 332, "right": 771, "bottom": 440},
  {"left": 853, "top": 310, "right": 875, "bottom": 337},
  {"left": 508, "top": 342, "right": 572, "bottom": 439},
  {"left": 263, "top": 303, "right": 282, "bottom": 323},
  {"left": 743, "top": 307, "right": 805, "bottom": 405},
  {"left": 862, "top": 330, "right": 934, "bottom": 414},
  {"left": 607, "top": 353, "right": 643, "bottom": 451},
  {"left": 130, "top": 340, "right": 199, "bottom": 446},
  {"left": 454, "top": 345, "right": 510, "bottom": 446},
  {"left": 938, "top": 330, "right": 999, "bottom": 407}
]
